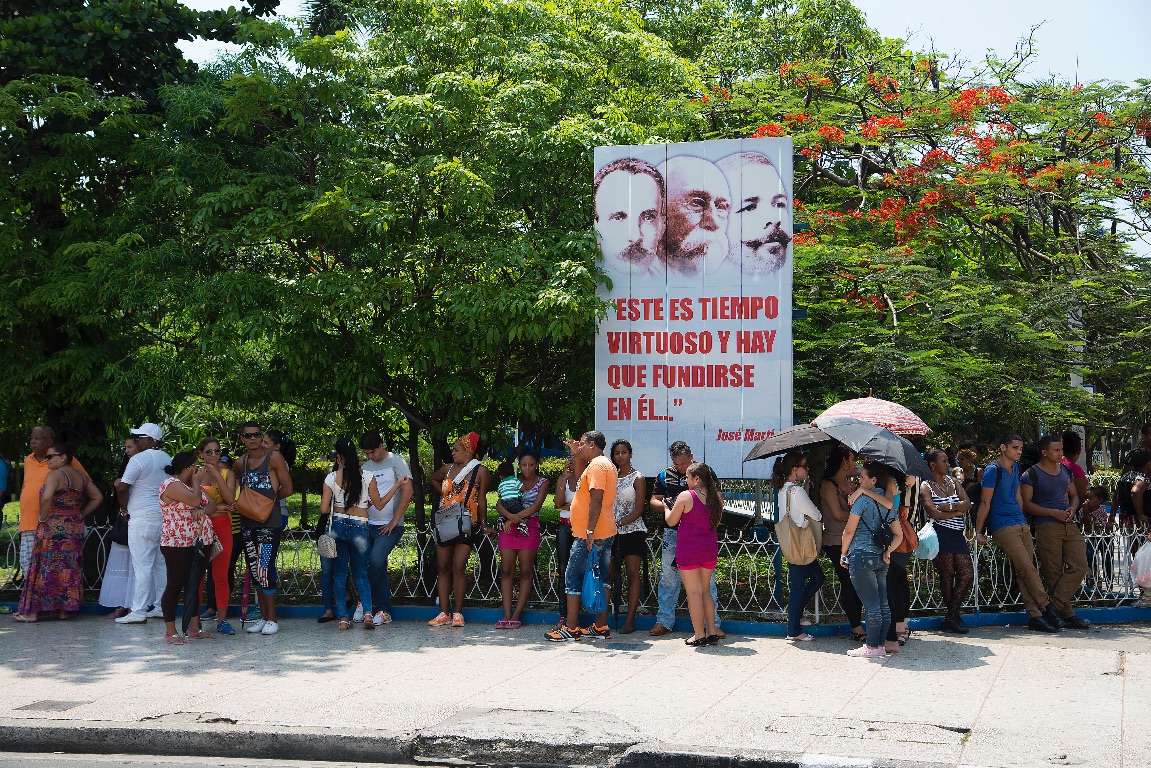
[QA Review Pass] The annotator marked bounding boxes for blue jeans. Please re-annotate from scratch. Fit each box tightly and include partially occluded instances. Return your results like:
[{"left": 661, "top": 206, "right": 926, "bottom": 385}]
[
  {"left": 565, "top": 537, "right": 615, "bottom": 595},
  {"left": 656, "top": 528, "right": 721, "bottom": 630},
  {"left": 331, "top": 516, "right": 372, "bottom": 620},
  {"left": 849, "top": 550, "right": 890, "bottom": 647},
  {"left": 368, "top": 524, "right": 404, "bottom": 614},
  {"left": 786, "top": 560, "right": 825, "bottom": 637},
  {"left": 320, "top": 554, "right": 336, "bottom": 615}
]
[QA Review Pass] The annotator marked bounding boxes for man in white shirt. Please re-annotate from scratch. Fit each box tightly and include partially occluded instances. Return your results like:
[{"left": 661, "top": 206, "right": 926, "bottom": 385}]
[
  {"left": 115, "top": 423, "right": 173, "bottom": 624},
  {"left": 353, "top": 431, "right": 414, "bottom": 625}
]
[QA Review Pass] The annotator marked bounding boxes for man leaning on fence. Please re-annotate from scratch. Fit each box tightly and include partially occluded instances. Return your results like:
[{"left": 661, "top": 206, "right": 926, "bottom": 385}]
[
  {"left": 1021, "top": 434, "right": 1091, "bottom": 630},
  {"left": 649, "top": 441, "right": 724, "bottom": 638},
  {"left": 975, "top": 433, "right": 1063, "bottom": 633}
]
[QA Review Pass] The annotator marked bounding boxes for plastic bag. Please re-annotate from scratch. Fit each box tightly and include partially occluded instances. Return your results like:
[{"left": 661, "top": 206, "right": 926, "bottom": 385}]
[
  {"left": 1132, "top": 544, "right": 1151, "bottom": 589},
  {"left": 914, "top": 520, "right": 939, "bottom": 560},
  {"left": 582, "top": 545, "right": 607, "bottom": 614}
]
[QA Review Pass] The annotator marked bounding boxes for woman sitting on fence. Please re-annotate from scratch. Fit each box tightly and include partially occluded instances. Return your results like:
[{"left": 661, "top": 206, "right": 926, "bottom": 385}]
[
  {"left": 495, "top": 449, "right": 550, "bottom": 629},
  {"left": 428, "top": 432, "right": 490, "bottom": 628},
  {"left": 320, "top": 438, "right": 409, "bottom": 631},
  {"left": 840, "top": 462, "right": 903, "bottom": 658},
  {"left": 666, "top": 462, "right": 721, "bottom": 647},
  {"left": 921, "top": 450, "right": 973, "bottom": 634},
  {"left": 14, "top": 443, "right": 103, "bottom": 623}
]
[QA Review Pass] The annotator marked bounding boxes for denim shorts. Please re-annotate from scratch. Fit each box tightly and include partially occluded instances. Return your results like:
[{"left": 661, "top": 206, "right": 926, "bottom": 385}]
[{"left": 565, "top": 537, "right": 614, "bottom": 595}]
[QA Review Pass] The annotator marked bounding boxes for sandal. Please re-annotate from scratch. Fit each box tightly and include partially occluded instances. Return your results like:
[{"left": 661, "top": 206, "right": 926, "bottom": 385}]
[
  {"left": 363, "top": 617, "right": 374, "bottom": 630},
  {"left": 495, "top": 619, "right": 513, "bottom": 629},
  {"left": 849, "top": 629, "right": 867, "bottom": 642},
  {"left": 164, "top": 634, "right": 186, "bottom": 645},
  {"left": 187, "top": 629, "right": 215, "bottom": 640},
  {"left": 507, "top": 620, "right": 522, "bottom": 629},
  {"left": 898, "top": 628, "right": 912, "bottom": 647},
  {"left": 339, "top": 619, "right": 352, "bottom": 631},
  {"left": 11, "top": 613, "right": 37, "bottom": 624},
  {"left": 685, "top": 636, "right": 708, "bottom": 646}
]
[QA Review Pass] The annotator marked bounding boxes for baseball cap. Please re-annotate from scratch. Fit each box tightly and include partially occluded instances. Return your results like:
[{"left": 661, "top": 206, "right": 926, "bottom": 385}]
[{"left": 131, "top": 423, "right": 163, "bottom": 442}]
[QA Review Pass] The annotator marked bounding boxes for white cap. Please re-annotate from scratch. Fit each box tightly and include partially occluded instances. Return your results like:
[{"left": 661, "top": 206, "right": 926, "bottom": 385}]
[{"left": 131, "top": 423, "right": 163, "bottom": 442}]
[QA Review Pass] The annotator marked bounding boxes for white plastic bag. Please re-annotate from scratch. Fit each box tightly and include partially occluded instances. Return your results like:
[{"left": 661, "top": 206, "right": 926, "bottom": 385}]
[
  {"left": 913, "top": 520, "right": 939, "bottom": 560},
  {"left": 1132, "top": 544, "right": 1151, "bottom": 589}
]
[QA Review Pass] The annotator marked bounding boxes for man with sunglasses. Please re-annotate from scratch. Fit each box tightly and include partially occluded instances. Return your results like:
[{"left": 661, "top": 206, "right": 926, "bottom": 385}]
[
  {"left": 227, "top": 421, "right": 293, "bottom": 635},
  {"left": 114, "top": 423, "right": 172, "bottom": 625}
]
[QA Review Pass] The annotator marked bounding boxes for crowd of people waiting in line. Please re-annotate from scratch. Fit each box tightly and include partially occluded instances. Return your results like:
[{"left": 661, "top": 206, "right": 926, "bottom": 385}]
[{"left": 8, "top": 421, "right": 1149, "bottom": 653}]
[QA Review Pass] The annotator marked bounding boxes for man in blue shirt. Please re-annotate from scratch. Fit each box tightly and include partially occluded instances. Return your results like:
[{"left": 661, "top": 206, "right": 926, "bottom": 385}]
[
  {"left": 974, "top": 433, "right": 1061, "bottom": 633},
  {"left": 1021, "top": 434, "right": 1090, "bottom": 630}
]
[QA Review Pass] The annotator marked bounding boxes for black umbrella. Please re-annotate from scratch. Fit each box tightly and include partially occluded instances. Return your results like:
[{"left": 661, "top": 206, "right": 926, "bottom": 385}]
[
  {"left": 742, "top": 423, "right": 834, "bottom": 462},
  {"left": 813, "top": 416, "right": 933, "bottom": 479}
]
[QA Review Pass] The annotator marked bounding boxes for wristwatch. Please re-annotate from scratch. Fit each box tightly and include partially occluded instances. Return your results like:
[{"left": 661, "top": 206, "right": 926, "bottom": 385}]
[{"left": 586, "top": 529, "right": 594, "bottom": 535}]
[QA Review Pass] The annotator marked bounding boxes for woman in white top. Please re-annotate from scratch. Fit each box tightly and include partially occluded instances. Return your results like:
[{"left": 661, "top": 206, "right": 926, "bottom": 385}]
[
  {"left": 772, "top": 451, "right": 824, "bottom": 641},
  {"left": 320, "top": 438, "right": 409, "bottom": 631},
  {"left": 610, "top": 439, "right": 647, "bottom": 634}
]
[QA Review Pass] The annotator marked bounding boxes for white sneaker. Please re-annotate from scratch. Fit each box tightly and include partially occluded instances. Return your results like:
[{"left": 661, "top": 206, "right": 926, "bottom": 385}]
[
  {"left": 260, "top": 621, "right": 279, "bottom": 635},
  {"left": 352, "top": 603, "right": 365, "bottom": 623},
  {"left": 115, "top": 612, "right": 147, "bottom": 624},
  {"left": 373, "top": 611, "right": 391, "bottom": 626},
  {"left": 847, "top": 645, "right": 887, "bottom": 658},
  {"left": 145, "top": 608, "right": 165, "bottom": 619},
  {"left": 245, "top": 619, "right": 267, "bottom": 634}
]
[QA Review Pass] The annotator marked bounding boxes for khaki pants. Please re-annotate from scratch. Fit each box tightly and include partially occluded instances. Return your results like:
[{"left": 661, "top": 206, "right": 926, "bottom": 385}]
[
  {"left": 1034, "top": 522, "right": 1088, "bottom": 618},
  {"left": 991, "top": 524, "right": 1050, "bottom": 617}
]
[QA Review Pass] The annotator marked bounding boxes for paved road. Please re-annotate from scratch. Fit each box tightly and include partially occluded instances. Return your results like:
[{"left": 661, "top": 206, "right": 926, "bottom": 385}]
[
  {"left": 2, "top": 615, "right": 1149, "bottom": 768},
  {"left": 0, "top": 756, "right": 420, "bottom": 768}
]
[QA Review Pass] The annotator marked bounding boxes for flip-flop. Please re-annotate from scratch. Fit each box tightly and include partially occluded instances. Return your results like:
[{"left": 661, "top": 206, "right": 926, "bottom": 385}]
[
  {"left": 495, "top": 619, "right": 513, "bottom": 628},
  {"left": 11, "top": 613, "right": 36, "bottom": 624},
  {"left": 507, "top": 620, "right": 522, "bottom": 629}
]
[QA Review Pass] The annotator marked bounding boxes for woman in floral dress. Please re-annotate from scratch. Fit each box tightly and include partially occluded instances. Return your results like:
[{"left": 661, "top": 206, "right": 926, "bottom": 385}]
[{"left": 14, "top": 443, "right": 103, "bottom": 623}]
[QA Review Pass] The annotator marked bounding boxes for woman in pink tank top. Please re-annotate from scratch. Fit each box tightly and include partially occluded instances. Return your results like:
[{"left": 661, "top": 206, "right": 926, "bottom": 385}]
[{"left": 665, "top": 462, "right": 722, "bottom": 647}]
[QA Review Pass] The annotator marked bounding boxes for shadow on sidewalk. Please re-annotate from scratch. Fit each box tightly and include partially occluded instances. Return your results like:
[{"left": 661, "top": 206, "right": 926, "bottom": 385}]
[{"left": 783, "top": 635, "right": 995, "bottom": 670}]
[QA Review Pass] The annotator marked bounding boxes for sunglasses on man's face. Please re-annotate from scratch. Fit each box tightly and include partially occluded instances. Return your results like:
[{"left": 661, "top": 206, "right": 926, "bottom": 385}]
[{"left": 242, "top": 432, "right": 263, "bottom": 439}]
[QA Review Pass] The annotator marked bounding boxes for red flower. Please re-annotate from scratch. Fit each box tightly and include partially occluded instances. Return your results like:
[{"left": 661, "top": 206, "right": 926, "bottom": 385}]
[
  {"left": 1093, "top": 112, "right": 1114, "bottom": 127},
  {"left": 818, "top": 125, "right": 845, "bottom": 143},
  {"left": 751, "top": 123, "right": 786, "bottom": 138}
]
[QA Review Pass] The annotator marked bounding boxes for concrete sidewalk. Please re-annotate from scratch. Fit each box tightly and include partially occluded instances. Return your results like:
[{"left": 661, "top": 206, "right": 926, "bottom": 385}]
[{"left": 0, "top": 611, "right": 1147, "bottom": 768}]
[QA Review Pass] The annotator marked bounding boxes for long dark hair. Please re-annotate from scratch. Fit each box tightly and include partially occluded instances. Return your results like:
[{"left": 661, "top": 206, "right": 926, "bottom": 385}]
[
  {"left": 334, "top": 438, "right": 362, "bottom": 505},
  {"left": 822, "top": 445, "right": 854, "bottom": 483},
  {"left": 267, "top": 428, "right": 297, "bottom": 466},
  {"left": 687, "top": 462, "right": 723, "bottom": 531},
  {"left": 771, "top": 450, "right": 805, "bottom": 490}
]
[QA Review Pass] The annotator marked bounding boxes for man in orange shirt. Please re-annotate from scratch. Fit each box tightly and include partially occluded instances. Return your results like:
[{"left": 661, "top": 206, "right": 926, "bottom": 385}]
[
  {"left": 545, "top": 431, "right": 617, "bottom": 641},
  {"left": 19, "top": 426, "right": 87, "bottom": 573}
]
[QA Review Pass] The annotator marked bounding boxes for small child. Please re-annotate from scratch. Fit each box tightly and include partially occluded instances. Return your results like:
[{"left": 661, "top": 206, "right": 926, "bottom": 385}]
[
  {"left": 1080, "top": 485, "right": 1113, "bottom": 534},
  {"left": 496, "top": 461, "right": 529, "bottom": 536},
  {"left": 1080, "top": 485, "right": 1114, "bottom": 592}
]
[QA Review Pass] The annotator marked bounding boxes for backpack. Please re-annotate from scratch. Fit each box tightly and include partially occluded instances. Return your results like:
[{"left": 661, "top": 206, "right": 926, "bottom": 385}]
[{"left": 857, "top": 496, "right": 895, "bottom": 552}]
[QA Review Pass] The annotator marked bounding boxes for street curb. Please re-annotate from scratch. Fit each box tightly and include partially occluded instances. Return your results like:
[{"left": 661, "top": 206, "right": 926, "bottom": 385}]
[
  {"left": 617, "top": 743, "right": 958, "bottom": 768},
  {"left": 0, "top": 719, "right": 415, "bottom": 764}
]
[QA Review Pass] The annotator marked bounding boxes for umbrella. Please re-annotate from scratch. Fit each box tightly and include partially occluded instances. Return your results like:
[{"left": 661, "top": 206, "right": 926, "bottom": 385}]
[
  {"left": 813, "top": 416, "right": 933, "bottom": 479},
  {"left": 741, "top": 423, "right": 834, "bottom": 463},
  {"left": 816, "top": 396, "right": 930, "bottom": 435}
]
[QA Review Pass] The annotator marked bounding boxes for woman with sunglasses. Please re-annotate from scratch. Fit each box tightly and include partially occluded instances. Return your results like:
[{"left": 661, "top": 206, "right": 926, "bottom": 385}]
[
  {"left": 197, "top": 437, "right": 238, "bottom": 635},
  {"left": 772, "top": 451, "right": 824, "bottom": 642},
  {"left": 14, "top": 444, "right": 103, "bottom": 623}
]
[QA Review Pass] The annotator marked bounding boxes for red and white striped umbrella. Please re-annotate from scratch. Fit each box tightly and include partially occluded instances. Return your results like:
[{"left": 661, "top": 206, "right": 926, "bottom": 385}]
[{"left": 815, "top": 397, "right": 930, "bottom": 436}]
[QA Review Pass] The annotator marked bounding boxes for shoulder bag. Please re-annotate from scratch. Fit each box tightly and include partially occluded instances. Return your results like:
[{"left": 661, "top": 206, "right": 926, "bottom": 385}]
[
  {"left": 235, "top": 455, "right": 275, "bottom": 524},
  {"left": 433, "top": 466, "right": 480, "bottom": 547},
  {"left": 775, "top": 486, "right": 822, "bottom": 565},
  {"left": 894, "top": 505, "right": 920, "bottom": 553},
  {"left": 317, "top": 507, "right": 337, "bottom": 559}
]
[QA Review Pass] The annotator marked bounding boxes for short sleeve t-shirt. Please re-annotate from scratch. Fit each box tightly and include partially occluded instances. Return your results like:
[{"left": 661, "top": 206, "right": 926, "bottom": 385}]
[
  {"left": 121, "top": 449, "right": 173, "bottom": 521},
  {"left": 569, "top": 455, "right": 618, "bottom": 540},
  {"left": 981, "top": 461, "right": 1024, "bottom": 533},
  {"left": 498, "top": 476, "right": 523, "bottom": 501},
  {"left": 1021, "top": 464, "right": 1072, "bottom": 525},
  {"left": 654, "top": 467, "right": 689, "bottom": 530},
  {"left": 1061, "top": 458, "right": 1087, "bottom": 484},
  {"left": 362, "top": 453, "right": 412, "bottom": 526},
  {"left": 848, "top": 490, "right": 893, "bottom": 556}
]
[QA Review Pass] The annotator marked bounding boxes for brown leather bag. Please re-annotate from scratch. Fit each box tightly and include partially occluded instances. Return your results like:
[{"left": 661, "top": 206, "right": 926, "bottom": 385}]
[
  {"left": 894, "top": 505, "right": 919, "bottom": 553},
  {"left": 235, "top": 456, "right": 275, "bottom": 523}
]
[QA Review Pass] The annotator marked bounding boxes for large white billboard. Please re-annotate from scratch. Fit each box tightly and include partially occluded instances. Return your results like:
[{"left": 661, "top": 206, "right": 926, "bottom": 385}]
[{"left": 593, "top": 139, "right": 794, "bottom": 478}]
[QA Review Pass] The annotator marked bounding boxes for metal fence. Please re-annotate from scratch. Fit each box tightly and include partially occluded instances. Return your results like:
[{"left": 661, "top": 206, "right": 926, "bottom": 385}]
[{"left": 2, "top": 480, "right": 1146, "bottom": 620}]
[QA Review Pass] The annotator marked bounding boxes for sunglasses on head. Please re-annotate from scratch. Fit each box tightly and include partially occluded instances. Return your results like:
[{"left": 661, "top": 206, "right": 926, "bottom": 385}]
[{"left": 242, "top": 432, "right": 263, "bottom": 439}]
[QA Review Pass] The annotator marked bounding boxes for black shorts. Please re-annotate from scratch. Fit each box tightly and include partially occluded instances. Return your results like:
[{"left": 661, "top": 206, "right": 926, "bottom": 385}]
[{"left": 615, "top": 531, "right": 649, "bottom": 559}]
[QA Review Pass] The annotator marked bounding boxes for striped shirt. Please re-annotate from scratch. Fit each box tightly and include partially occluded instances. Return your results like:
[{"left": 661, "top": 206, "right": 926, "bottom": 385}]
[{"left": 924, "top": 476, "right": 965, "bottom": 531}]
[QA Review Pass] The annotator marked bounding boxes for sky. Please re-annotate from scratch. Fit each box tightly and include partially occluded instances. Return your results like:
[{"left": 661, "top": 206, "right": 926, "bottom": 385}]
[{"left": 181, "top": 0, "right": 1150, "bottom": 85}]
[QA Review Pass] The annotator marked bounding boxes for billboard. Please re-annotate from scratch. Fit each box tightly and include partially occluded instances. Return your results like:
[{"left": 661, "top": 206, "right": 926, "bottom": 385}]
[{"left": 593, "top": 139, "right": 794, "bottom": 478}]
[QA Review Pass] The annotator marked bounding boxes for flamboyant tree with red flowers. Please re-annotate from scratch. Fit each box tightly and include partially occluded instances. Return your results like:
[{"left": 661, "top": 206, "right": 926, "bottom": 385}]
[{"left": 641, "top": 0, "right": 1151, "bottom": 446}]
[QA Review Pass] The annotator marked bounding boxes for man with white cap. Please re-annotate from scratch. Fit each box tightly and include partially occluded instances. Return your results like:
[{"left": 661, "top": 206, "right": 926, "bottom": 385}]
[{"left": 115, "top": 423, "right": 173, "bottom": 624}]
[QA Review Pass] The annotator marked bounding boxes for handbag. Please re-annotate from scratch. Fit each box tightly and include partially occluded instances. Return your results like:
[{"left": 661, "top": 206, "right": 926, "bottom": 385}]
[
  {"left": 914, "top": 520, "right": 939, "bottom": 560},
  {"left": 317, "top": 512, "right": 337, "bottom": 559},
  {"left": 775, "top": 486, "right": 822, "bottom": 565},
  {"left": 433, "top": 467, "right": 480, "bottom": 547},
  {"left": 582, "top": 544, "right": 607, "bottom": 614},
  {"left": 894, "top": 506, "right": 920, "bottom": 553},
  {"left": 235, "top": 456, "right": 275, "bottom": 523},
  {"left": 110, "top": 512, "right": 130, "bottom": 546}
]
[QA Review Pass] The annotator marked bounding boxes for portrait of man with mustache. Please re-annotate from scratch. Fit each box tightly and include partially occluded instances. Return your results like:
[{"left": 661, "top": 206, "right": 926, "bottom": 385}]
[
  {"left": 593, "top": 157, "right": 666, "bottom": 277},
  {"left": 715, "top": 152, "right": 792, "bottom": 275}
]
